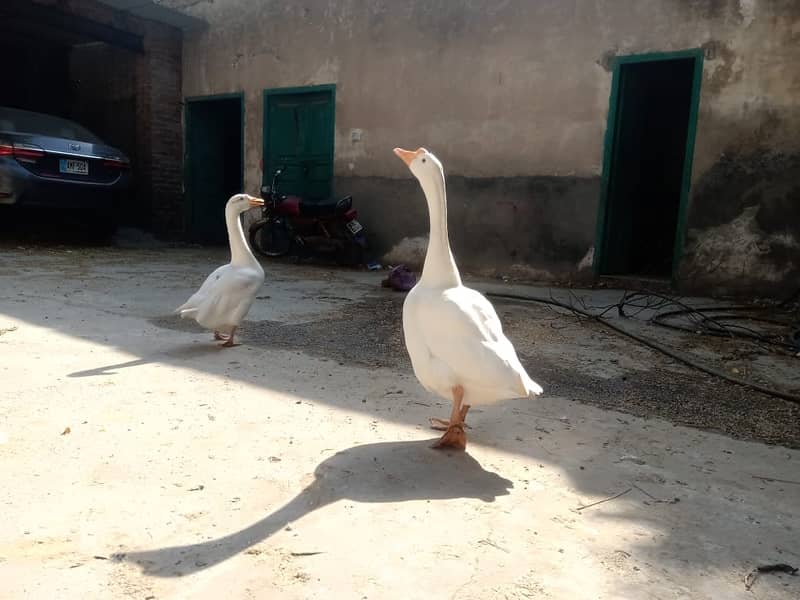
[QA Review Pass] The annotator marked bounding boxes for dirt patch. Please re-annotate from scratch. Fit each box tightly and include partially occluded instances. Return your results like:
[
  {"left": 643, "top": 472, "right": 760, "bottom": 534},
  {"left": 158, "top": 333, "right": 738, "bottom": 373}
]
[{"left": 153, "top": 291, "right": 800, "bottom": 448}]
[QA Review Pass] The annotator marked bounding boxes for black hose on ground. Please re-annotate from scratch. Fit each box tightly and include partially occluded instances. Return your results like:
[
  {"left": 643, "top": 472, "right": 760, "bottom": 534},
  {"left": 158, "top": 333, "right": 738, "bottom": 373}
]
[
  {"left": 780, "top": 287, "right": 800, "bottom": 308},
  {"left": 651, "top": 306, "right": 799, "bottom": 351},
  {"left": 486, "top": 292, "right": 800, "bottom": 406}
]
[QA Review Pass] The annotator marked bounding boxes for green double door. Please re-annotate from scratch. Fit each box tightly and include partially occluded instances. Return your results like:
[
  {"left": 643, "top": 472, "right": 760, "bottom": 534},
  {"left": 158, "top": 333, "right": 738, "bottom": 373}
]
[{"left": 262, "top": 86, "right": 335, "bottom": 201}]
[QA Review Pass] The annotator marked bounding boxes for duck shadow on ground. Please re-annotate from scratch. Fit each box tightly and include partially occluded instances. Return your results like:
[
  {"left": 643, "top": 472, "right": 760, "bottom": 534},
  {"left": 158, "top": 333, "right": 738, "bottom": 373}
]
[
  {"left": 112, "top": 440, "right": 512, "bottom": 577},
  {"left": 60, "top": 316, "right": 800, "bottom": 592},
  {"left": 67, "top": 343, "right": 223, "bottom": 377}
]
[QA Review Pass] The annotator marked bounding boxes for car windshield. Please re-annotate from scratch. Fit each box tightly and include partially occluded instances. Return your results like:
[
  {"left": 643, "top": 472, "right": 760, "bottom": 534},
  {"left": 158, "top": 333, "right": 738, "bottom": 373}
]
[{"left": 0, "top": 106, "right": 102, "bottom": 143}]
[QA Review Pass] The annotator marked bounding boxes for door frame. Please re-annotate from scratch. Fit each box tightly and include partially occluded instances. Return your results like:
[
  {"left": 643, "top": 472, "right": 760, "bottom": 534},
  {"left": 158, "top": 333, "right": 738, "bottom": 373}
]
[
  {"left": 261, "top": 83, "right": 336, "bottom": 191},
  {"left": 593, "top": 49, "right": 704, "bottom": 280},
  {"left": 183, "top": 91, "right": 245, "bottom": 237}
]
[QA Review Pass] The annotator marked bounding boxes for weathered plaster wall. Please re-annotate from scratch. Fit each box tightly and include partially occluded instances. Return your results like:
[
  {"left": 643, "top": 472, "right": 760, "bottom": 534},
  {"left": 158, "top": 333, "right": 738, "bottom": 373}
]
[
  {"left": 676, "top": 2, "right": 800, "bottom": 296},
  {"left": 175, "top": 0, "right": 799, "bottom": 294}
]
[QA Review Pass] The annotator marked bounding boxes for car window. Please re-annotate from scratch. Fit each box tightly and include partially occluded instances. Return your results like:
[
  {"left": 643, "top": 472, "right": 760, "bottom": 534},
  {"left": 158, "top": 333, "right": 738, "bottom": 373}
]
[{"left": 0, "top": 107, "right": 102, "bottom": 143}]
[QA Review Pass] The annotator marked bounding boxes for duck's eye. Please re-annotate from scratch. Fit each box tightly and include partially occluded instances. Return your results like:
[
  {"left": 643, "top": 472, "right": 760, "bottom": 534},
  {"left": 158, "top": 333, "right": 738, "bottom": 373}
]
[{"left": 421, "top": 158, "right": 426, "bottom": 163}]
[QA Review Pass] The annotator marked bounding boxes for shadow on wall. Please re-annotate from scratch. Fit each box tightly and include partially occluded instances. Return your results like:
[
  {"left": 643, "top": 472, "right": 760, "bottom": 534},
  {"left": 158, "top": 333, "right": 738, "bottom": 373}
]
[
  {"left": 335, "top": 174, "right": 599, "bottom": 280},
  {"left": 112, "top": 440, "right": 512, "bottom": 577}
]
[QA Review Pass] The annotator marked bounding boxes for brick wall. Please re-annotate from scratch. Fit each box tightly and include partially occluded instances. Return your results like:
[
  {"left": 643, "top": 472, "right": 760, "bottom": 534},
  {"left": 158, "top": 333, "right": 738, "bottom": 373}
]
[{"left": 136, "top": 21, "right": 183, "bottom": 236}]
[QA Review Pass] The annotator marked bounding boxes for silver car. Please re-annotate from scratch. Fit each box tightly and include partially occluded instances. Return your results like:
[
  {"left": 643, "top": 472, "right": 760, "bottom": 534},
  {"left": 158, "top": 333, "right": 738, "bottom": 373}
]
[{"left": 0, "top": 106, "right": 131, "bottom": 234}]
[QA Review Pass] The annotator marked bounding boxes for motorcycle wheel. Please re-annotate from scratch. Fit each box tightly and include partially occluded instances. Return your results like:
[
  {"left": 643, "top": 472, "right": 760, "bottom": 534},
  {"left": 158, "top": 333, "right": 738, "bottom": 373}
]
[{"left": 249, "top": 218, "right": 293, "bottom": 257}]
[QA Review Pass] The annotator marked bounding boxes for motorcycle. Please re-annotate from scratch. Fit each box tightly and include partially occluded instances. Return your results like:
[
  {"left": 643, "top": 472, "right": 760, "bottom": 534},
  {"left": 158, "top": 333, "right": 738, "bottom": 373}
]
[{"left": 249, "top": 167, "right": 367, "bottom": 265}]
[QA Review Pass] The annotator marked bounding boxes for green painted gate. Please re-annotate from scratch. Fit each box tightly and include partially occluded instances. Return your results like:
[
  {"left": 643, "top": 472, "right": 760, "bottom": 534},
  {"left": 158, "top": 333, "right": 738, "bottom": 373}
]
[{"left": 262, "top": 85, "right": 335, "bottom": 201}]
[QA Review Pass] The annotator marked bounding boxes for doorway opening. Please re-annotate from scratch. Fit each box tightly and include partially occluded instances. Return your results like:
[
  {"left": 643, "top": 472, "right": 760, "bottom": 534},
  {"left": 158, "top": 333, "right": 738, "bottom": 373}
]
[
  {"left": 595, "top": 50, "right": 703, "bottom": 279},
  {"left": 262, "top": 85, "right": 335, "bottom": 202},
  {"left": 184, "top": 94, "right": 244, "bottom": 244}
]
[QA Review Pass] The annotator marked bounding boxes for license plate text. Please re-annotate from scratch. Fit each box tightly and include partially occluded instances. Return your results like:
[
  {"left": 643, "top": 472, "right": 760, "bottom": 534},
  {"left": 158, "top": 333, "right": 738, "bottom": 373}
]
[{"left": 59, "top": 159, "right": 88, "bottom": 175}]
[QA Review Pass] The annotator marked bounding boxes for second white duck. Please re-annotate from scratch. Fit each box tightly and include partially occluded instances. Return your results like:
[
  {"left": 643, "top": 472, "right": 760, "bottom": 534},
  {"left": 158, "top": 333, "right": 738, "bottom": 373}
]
[
  {"left": 175, "top": 193, "right": 265, "bottom": 347},
  {"left": 393, "top": 147, "right": 543, "bottom": 450}
]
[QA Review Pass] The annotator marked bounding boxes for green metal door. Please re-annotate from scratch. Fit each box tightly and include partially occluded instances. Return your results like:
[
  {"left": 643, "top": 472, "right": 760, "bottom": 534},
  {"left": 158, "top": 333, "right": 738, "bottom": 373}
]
[
  {"left": 263, "top": 86, "right": 335, "bottom": 201},
  {"left": 600, "top": 63, "right": 649, "bottom": 275},
  {"left": 595, "top": 50, "right": 703, "bottom": 278},
  {"left": 185, "top": 95, "right": 244, "bottom": 243}
]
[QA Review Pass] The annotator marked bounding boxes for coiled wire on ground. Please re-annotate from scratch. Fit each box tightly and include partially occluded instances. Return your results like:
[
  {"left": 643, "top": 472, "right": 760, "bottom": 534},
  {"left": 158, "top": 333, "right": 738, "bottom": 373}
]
[{"left": 486, "top": 289, "right": 800, "bottom": 405}]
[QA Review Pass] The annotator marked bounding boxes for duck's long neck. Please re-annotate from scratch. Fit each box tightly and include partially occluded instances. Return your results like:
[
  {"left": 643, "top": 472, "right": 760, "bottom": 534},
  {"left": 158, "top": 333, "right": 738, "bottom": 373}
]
[
  {"left": 420, "top": 170, "right": 461, "bottom": 287},
  {"left": 226, "top": 208, "right": 257, "bottom": 267}
]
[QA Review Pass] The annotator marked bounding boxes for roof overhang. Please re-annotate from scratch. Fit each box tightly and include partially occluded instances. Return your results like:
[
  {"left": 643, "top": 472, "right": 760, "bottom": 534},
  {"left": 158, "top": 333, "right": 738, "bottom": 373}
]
[{"left": 96, "top": 0, "right": 206, "bottom": 32}]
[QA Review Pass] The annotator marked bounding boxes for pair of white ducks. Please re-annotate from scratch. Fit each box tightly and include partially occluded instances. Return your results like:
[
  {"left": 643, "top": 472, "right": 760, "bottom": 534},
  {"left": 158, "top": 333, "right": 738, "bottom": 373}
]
[{"left": 176, "top": 148, "right": 542, "bottom": 449}]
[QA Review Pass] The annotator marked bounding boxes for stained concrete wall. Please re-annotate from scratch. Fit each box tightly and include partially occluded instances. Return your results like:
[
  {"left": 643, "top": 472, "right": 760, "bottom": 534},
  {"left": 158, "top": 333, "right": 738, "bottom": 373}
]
[{"left": 174, "top": 0, "right": 800, "bottom": 295}]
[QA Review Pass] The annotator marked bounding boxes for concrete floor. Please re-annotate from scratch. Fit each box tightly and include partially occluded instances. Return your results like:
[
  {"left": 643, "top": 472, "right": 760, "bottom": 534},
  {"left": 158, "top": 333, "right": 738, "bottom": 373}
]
[{"left": 0, "top": 247, "right": 798, "bottom": 599}]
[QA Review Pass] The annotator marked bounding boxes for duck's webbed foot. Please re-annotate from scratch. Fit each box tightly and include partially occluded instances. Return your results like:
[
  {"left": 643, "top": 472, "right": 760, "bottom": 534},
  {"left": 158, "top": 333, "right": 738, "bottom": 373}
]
[
  {"left": 220, "top": 327, "right": 238, "bottom": 347},
  {"left": 430, "top": 385, "right": 470, "bottom": 451},
  {"left": 433, "top": 423, "right": 467, "bottom": 450},
  {"left": 429, "top": 404, "right": 471, "bottom": 431},
  {"left": 429, "top": 417, "right": 451, "bottom": 431}
]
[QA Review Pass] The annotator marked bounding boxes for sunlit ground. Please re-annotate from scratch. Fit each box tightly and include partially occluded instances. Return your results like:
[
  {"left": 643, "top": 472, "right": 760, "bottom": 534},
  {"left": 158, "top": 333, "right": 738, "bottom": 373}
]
[{"left": 0, "top": 247, "right": 797, "bottom": 599}]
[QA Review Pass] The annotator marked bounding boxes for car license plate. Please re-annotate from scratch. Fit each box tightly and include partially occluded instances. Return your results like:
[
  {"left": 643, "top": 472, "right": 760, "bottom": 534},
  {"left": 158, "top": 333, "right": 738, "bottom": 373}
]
[
  {"left": 59, "top": 158, "right": 88, "bottom": 175},
  {"left": 346, "top": 219, "right": 363, "bottom": 234}
]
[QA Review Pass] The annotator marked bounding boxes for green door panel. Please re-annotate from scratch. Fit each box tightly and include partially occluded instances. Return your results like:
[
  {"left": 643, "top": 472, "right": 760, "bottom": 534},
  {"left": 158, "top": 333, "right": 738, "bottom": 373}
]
[
  {"left": 185, "top": 96, "right": 243, "bottom": 244},
  {"left": 602, "top": 63, "right": 649, "bottom": 275},
  {"left": 263, "top": 87, "right": 335, "bottom": 201},
  {"left": 597, "top": 52, "right": 701, "bottom": 278},
  {"left": 186, "top": 102, "right": 225, "bottom": 243}
]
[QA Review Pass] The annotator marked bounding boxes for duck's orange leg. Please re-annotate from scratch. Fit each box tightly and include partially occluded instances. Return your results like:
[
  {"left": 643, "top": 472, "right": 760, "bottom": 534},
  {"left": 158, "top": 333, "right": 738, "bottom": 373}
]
[
  {"left": 432, "top": 385, "right": 470, "bottom": 450},
  {"left": 429, "top": 389, "right": 470, "bottom": 431}
]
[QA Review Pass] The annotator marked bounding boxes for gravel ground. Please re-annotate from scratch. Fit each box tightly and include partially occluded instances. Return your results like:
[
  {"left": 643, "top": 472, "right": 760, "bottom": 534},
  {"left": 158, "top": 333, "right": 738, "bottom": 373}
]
[
  {"left": 154, "top": 289, "right": 800, "bottom": 449},
  {"left": 6, "top": 225, "right": 799, "bottom": 448}
]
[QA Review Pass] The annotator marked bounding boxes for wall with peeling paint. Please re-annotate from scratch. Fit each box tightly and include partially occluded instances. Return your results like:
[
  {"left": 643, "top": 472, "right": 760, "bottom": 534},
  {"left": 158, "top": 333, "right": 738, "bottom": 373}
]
[{"left": 170, "top": 0, "right": 800, "bottom": 295}]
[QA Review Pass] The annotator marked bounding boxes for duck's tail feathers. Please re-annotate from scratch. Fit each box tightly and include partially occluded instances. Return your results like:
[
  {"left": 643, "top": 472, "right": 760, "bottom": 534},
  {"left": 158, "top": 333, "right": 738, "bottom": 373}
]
[
  {"left": 523, "top": 375, "right": 544, "bottom": 398},
  {"left": 175, "top": 306, "right": 199, "bottom": 319}
]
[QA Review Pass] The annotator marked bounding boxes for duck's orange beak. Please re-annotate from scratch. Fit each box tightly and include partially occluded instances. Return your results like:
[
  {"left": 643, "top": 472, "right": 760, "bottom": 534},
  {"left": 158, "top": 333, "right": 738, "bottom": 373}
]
[
  {"left": 248, "top": 197, "right": 265, "bottom": 207},
  {"left": 393, "top": 147, "right": 419, "bottom": 167}
]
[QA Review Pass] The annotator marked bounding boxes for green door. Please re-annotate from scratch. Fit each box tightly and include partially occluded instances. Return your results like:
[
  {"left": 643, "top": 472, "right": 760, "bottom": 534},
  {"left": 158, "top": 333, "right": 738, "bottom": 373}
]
[
  {"left": 600, "top": 63, "right": 651, "bottom": 275},
  {"left": 185, "top": 96, "right": 244, "bottom": 243},
  {"left": 596, "top": 51, "right": 703, "bottom": 278},
  {"left": 263, "top": 86, "right": 335, "bottom": 201}
]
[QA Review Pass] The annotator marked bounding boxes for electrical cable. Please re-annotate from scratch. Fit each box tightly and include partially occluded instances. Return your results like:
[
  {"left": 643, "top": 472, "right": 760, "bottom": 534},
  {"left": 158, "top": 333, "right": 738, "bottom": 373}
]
[
  {"left": 652, "top": 307, "right": 799, "bottom": 351},
  {"left": 486, "top": 291, "right": 800, "bottom": 405}
]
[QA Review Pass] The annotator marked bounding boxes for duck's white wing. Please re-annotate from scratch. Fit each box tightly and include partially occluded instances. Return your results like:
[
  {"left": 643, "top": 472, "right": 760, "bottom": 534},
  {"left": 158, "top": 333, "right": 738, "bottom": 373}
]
[
  {"left": 175, "top": 264, "right": 231, "bottom": 315},
  {"left": 193, "top": 266, "right": 264, "bottom": 330},
  {"left": 414, "top": 286, "right": 542, "bottom": 398}
]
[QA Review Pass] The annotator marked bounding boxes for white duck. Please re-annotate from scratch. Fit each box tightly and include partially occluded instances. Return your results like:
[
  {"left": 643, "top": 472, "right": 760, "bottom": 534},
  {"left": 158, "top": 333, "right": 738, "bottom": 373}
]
[
  {"left": 394, "top": 148, "right": 543, "bottom": 449},
  {"left": 175, "top": 193, "right": 265, "bottom": 347}
]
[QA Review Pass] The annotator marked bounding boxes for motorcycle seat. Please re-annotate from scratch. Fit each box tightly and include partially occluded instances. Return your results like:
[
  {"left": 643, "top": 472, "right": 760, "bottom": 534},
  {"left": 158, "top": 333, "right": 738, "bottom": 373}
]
[{"left": 299, "top": 195, "right": 352, "bottom": 217}]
